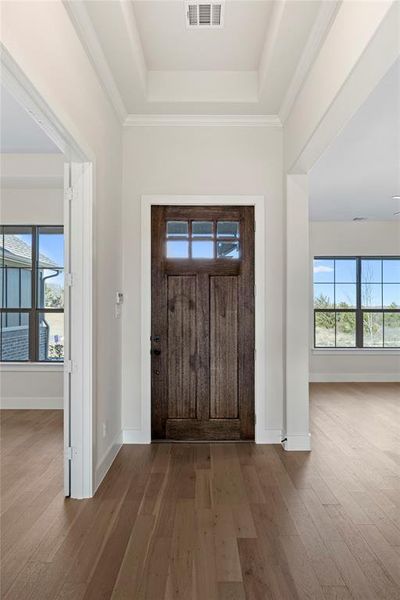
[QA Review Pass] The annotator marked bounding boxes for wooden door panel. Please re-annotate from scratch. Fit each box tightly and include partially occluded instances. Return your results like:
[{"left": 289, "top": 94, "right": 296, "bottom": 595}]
[
  {"left": 165, "top": 418, "right": 241, "bottom": 441},
  {"left": 151, "top": 205, "right": 254, "bottom": 441},
  {"left": 210, "top": 276, "right": 238, "bottom": 419},
  {"left": 167, "top": 276, "right": 197, "bottom": 419}
]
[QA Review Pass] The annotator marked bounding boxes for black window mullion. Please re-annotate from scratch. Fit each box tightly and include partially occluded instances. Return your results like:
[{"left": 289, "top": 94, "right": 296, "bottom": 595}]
[
  {"left": 31, "top": 226, "right": 38, "bottom": 362},
  {"left": 333, "top": 260, "right": 337, "bottom": 346},
  {"left": 356, "top": 258, "right": 363, "bottom": 348}
]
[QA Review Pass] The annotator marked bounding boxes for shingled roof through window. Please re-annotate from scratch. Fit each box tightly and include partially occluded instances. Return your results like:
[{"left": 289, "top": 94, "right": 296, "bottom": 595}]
[{"left": 1, "top": 234, "right": 59, "bottom": 269}]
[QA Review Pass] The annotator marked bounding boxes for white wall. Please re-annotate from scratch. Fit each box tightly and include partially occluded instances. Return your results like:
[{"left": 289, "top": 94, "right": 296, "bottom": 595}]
[
  {"left": 121, "top": 125, "right": 284, "bottom": 439},
  {"left": 0, "top": 153, "right": 65, "bottom": 409},
  {"left": 1, "top": 0, "right": 123, "bottom": 487},
  {"left": 1, "top": 188, "right": 63, "bottom": 224},
  {"left": 310, "top": 221, "right": 400, "bottom": 381}
]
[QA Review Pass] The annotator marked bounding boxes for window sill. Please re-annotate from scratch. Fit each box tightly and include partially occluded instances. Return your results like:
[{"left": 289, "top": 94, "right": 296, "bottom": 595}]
[
  {"left": 0, "top": 362, "right": 64, "bottom": 373},
  {"left": 311, "top": 348, "right": 400, "bottom": 356}
]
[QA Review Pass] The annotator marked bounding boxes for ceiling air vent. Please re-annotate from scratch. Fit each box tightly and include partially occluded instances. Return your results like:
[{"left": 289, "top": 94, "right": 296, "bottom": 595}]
[{"left": 186, "top": 2, "right": 224, "bottom": 28}]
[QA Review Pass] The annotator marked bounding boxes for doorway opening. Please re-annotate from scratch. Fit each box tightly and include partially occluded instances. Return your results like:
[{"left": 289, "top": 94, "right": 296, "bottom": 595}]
[
  {"left": 1, "top": 47, "right": 94, "bottom": 498},
  {"left": 140, "top": 195, "right": 266, "bottom": 444}
]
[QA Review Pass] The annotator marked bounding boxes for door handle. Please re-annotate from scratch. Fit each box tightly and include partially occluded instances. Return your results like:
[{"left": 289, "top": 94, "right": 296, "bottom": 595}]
[{"left": 152, "top": 348, "right": 161, "bottom": 356}]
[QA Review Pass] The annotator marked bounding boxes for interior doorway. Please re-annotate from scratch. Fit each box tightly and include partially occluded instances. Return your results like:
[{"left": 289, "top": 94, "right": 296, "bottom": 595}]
[
  {"left": 151, "top": 205, "right": 255, "bottom": 441},
  {"left": 1, "top": 47, "right": 94, "bottom": 498}
]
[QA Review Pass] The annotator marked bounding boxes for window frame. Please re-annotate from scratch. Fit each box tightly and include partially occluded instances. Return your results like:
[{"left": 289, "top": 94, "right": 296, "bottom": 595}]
[
  {"left": 0, "top": 224, "right": 64, "bottom": 363},
  {"left": 313, "top": 255, "right": 400, "bottom": 349},
  {"left": 165, "top": 218, "right": 241, "bottom": 260}
]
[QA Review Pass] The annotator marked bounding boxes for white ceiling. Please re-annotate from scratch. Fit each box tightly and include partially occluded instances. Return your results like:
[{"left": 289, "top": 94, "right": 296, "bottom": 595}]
[
  {"left": 310, "top": 59, "right": 400, "bottom": 222},
  {"left": 132, "top": 1, "right": 272, "bottom": 71},
  {"left": 67, "top": 0, "right": 330, "bottom": 118},
  {"left": 0, "top": 85, "right": 60, "bottom": 154}
]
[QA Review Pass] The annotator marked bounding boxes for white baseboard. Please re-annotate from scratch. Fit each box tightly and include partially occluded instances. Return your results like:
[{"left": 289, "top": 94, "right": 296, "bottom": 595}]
[
  {"left": 94, "top": 430, "right": 123, "bottom": 492},
  {"left": 256, "top": 429, "right": 282, "bottom": 444},
  {"left": 282, "top": 433, "right": 311, "bottom": 451},
  {"left": 310, "top": 373, "right": 400, "bottom": 383},
  {"left": 123, "top": 429, "right": 151, "bottom": 444},
  {"left": 0, "top": 396, "right": 63, "bottom": 409}
]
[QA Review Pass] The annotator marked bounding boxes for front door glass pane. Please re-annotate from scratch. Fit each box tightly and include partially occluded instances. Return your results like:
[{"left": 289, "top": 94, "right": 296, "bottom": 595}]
[
  {"left": 167, "top": 221, "right": 188, "bottom": 238},
  {"left": 192, "top": 221, "right": 213, "bottom": 237},
  {"left": 217, "top": 241, "right": 240, "bottom": 259},
  {"left": 166, "top": 240, "right": 189, "bottom": 258},
  {"left": 217, "top": 221, "right": 240, "bottom": 238},
  {"left": 192, "top": 241, "right": 214, "bottom": 258}
]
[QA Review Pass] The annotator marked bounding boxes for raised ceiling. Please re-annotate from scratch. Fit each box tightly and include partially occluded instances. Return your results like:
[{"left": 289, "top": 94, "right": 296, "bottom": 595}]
[
  {"left": 132, "top": 1, "right": 273, "bottom": 71},
  {"left": 66, "top": 0, "right": 337, "bottom": 120},
  {"left": 310, "top": 59, "right": 400, "bottom": 222}
]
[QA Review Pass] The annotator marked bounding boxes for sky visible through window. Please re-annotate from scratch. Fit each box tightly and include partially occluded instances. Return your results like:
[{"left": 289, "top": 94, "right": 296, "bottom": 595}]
[{"left": 314, "top": 258, "right": 400, "bottom": 284}]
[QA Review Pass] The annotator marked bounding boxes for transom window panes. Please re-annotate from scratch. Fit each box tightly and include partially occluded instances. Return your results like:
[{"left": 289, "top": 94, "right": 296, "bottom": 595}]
[
  {"left": 192, "top": 221, "right": 213, "bottom": 237},
  {"left": 166, "top": 240, "right": 189, "bottom": 259},
  {"left": 167, "top": 221, "right": 189, "bottom": 238},
  {"left": 192, "top": 241, "right": 214, "bottom": 259},
  {"left": 0, "top": 225, "right": 64, "bottom": 362},
  {"left": 217, "top": 221, "right": 240, "bottom": 238},
  {"left": 165, "top": 220, "right": 240, "bottom": 260},
  {"left": 314, "top": 256, "right": 400, "bottom": 348},
  {"left": 217, "top": 241, "right": 240, "bottom": 259}
]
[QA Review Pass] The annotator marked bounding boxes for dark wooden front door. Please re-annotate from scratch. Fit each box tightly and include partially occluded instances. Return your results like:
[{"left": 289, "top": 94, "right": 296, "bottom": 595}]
[{"left": 151, "top": 206, "right": 255, "bottom": 440}]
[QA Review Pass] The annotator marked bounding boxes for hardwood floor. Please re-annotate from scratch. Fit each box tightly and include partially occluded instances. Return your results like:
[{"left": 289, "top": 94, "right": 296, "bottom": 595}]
[{"left": 1, "top": 383, "right": 400, "bottom": 599}]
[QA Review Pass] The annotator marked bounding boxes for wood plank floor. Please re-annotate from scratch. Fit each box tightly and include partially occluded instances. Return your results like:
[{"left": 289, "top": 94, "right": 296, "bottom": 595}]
[{"left": 1, "top": 383, "right": 400, "bottom": 599}]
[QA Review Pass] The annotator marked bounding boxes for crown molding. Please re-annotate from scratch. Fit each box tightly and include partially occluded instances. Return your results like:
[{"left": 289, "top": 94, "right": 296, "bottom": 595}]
[
  {"left": 278, "top": 1, "right": 340, "bottom": 123},
  {"left": 63, "top": 0, "right": 128, "bottom": 124},
  {"left": 124, "top": 114, "right": 282, "bottom": 127}
]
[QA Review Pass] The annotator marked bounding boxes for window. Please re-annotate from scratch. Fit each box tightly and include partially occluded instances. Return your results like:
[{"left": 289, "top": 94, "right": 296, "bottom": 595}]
[
  {"left": 0, "top": 226, "right": 64, "bottom": 362},
  {"left": 166, "top": 220, "right": 240, "bottom": 259},
  {"left": 314, "top": 257, "right": 400, "bottom": 348}
]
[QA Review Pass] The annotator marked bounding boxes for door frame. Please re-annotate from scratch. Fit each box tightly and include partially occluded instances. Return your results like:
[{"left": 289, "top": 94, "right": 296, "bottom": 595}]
[
  {"left": 141, "top": 195, "right": 266, "bottom": 443},
  {"left": 1, "top": 45, "right": 94, "bottom": 497}
]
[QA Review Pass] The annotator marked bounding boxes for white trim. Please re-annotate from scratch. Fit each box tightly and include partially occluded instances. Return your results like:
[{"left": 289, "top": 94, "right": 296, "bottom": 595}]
[
  {"left": 68, "top": 162, "right": 94, "bottom": 499},
  {"left": 1, "top": 46, "right": 94, "bottom": 499},
  {"left": 0, "top": 397, "right": 63, "bottom": 409},
  {"left": 256, "top": 429, "right": 282, "bottom": 444},
  {"left": 282, "top": 434, "right": 311, "bottom": 452},
  {"left": 63, "top": 1, "right": 127, "bottom": 123},
  {"left": 123, "top": 429, "right": 152, "bottom": 444},
  {"left": 311, "top": 349, "right": 400, "bottom": 356},
  {"left": 279, "top": 1, "right": 340, "bottom": 123},
  {"left": 0, "top": 44, "right": 90, "bottom": 161},
  {"left": 310, "top": 373, "right": 400, "bottom": 383},
  {"left": 0, "top": 363, "right": 64, "bottom": 372},
  {"left": 94, "top": 430, "right": 123, "bottom": 492},
  {"left": 141, "top": 195, "right": 267, "bottom": 444},
  {"left": 124, "top": 114, "right": 282, "bottom": 128}
]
